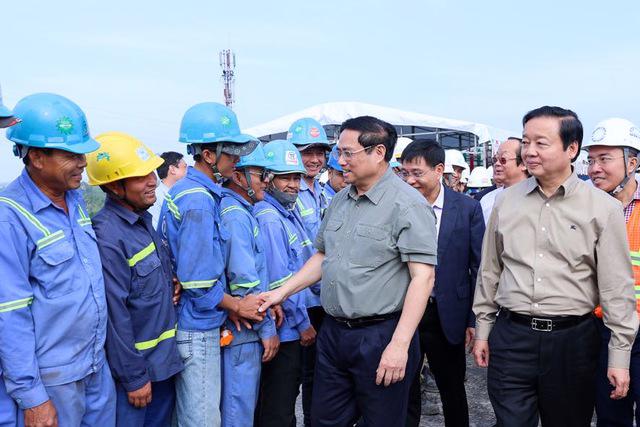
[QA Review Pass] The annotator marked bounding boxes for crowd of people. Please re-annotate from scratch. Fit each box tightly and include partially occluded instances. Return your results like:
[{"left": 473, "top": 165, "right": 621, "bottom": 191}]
[{"left": 0, "top": 90, "right": 639, "bottom": 427}]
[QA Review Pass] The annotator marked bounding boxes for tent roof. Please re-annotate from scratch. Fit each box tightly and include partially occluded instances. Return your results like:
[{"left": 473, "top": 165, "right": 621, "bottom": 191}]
[{"left": 244, "top": 101, "right": 516, "bottom": 144}]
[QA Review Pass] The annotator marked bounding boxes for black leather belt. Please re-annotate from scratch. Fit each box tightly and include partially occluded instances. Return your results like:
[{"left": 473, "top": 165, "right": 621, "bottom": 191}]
[
  {"left": 501, "top": 308, "right": 592, "bottom": 332},
  {"left": 332, "top": 312, "right": 400, "bottom": 329}
]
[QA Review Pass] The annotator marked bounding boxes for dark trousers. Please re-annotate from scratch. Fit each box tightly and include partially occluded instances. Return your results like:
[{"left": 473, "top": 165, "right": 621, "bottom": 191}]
[
  {"left": 595, "top": 320, "right": 640, "bottom": 427},
  {"left": 310, "top": 315, "right": 420, "bottom": 427},
  {"left": 406, "top": 301, "right": 469, "bottom": 427},
  {"left": 115, "top": 377, "right": 175, "bottom": 427},
  {"left": 488, "top": 310, "right": 600, "bottom": 427},
  {"left": 255, "top": 340, "right": 301, "bottom": 427},
  {"left": 301, "top": 306, "right": 326, "bottom": 427}
]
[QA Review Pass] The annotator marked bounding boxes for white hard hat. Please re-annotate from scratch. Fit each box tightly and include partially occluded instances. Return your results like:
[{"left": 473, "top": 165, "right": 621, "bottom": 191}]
[
  {"left": 467, "top": 166, "right": 492, "bottom": 188},
  {"left": 394, "top": 137, "right": 413, "bottom": 159},
  {"left": 445, "top": 149, "right": 469, "bottom": 170},
  {"left": 460, "top": 168, "right": 470, "bottom": 184},
  {"left": 583, "top": 118, "right": 640, "bottom": 152}
]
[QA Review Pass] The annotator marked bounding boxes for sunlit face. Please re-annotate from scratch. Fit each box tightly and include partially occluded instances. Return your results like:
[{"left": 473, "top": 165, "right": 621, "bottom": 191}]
[
  {"left": 234, "top": 166, "right": 269, "bottom": 201},
  {"left": 170, "top": 159, "right": 188, "bottom": 180},
  {"left": 271, "top": 173, "right": 302, "bottom": 195},
  {"left": 587, "top": 146, "right": 633, "bottom": 192},
  {"left": 401, "top": 157, "right": 443, "bottom": 200},
  {"left": 328, "top": 168, "right": 347, "bottom": 191},
  {"left": 30, "top": 148, "right": 87, "bottom": 191},
  {"left": 300, "top": 146, "right": 327, "bottom": 178},
  {"left": 493, "top": 139, "right": 527, "bottom": 187},
  {"left": 522, "top": 116, "right": 578, "bottom": 180},
  {"left": 336, "top": 129, "right": 386, "bottom": 186}
]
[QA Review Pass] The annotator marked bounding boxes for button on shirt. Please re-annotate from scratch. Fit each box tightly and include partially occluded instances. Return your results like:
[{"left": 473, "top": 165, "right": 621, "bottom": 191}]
[
  {"left": 473, "top": 172, "right": 639, "bottom": 368},
  {"left": 158, "top": 166, "right": 228, "bottom": 332},
  {"left": 316, "top": 167, "right": 438, "bottom": 319},
  {"left": 0, "top": 169, "right": 107, "bottom": 409},
  {"left": 92, "top": 198, "right": 183, "bottom": 392},
  {"left": 220, "top": 188, "right": 276, "bottom": 345},
  {"left": 255, "top": 193, "right": 311, "bottom": 342}
]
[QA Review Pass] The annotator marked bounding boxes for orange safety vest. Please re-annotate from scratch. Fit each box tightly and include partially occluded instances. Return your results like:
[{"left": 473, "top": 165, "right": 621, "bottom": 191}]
[{"left": 595, "top": 201, "right": 640, "bottom": 318}]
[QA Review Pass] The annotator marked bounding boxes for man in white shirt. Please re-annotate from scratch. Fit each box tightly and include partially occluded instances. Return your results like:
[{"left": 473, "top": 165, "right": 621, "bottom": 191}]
[
  {"left": 149, "top": 151, "right": 187, "bottom": 228},
  {"left": 480, "top": 137, "right": 528, "bottom": 224}
]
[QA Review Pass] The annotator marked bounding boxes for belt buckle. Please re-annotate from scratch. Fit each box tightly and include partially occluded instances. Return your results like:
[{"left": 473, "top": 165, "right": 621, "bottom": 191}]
[{"left": 531, "top": 317, "right": 553, "bottom": 332}]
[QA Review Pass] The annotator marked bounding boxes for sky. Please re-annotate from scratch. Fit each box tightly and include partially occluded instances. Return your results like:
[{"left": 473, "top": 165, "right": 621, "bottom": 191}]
[{"left": 1, "top": 0, "right": 639, "bottom": 182}]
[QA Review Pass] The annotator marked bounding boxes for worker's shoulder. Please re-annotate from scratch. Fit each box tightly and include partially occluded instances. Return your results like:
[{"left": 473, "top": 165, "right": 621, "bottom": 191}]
[
  {"left": 573, "top": 179, "right": 622, "bottom": 212},
  {"left": 0, "top": 178, "right": 35, "bottom": 220},
  {"left": 168, "top": 178, "right": 219, "bottom": 211}
]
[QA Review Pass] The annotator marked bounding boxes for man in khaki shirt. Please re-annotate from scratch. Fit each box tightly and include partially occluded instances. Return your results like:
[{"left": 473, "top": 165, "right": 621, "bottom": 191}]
[{"left": 472, "top": 106, "right": 638, "bottom": 427}]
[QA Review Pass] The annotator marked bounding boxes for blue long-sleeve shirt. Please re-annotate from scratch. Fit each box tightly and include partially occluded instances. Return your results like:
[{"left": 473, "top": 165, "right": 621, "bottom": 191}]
[
  {"left": 92, "top": 197, "right": 183, "bottom": 392},
  {"left": 0, "top": 169, "right": 107, "bottom": 409},
  {"left": 254, "top": 193, "right": 311, "bottom": 343},
  {"left": 220, "top": 188, "right": 276, "bottom": 346},
  {"left": 157, "top": 166, "right": 228, "bottom": 332},
  {"left": 321, "top": 183, "right": 337, "bottom": 211}
]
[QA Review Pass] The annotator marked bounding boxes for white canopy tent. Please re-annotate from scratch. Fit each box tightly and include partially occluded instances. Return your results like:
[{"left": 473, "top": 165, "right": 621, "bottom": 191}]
[{"left": 244, "top": 101, "right": 516, "bottom": 146}]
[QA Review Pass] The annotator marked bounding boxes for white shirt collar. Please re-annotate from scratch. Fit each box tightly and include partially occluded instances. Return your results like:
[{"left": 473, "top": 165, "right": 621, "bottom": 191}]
[{"left": 432, "top": 183, "right": 445, "bottom": 210}]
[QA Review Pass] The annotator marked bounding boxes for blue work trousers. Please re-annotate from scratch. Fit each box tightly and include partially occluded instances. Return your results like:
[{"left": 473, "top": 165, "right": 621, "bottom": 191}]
[
  {"left": 221, "top": 341, "right": 262, "bottom": 427},
  {"left": 174, "top": 328, "right": 221, "bottom": 427},
  {"left": 116, "top": 377, "right": 175, "bottom": 427}
]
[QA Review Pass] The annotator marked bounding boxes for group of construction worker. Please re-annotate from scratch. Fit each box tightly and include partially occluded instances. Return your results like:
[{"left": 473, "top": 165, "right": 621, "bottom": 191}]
[{"left": 1, "top": 88, "right": 640, "bottom": 427}]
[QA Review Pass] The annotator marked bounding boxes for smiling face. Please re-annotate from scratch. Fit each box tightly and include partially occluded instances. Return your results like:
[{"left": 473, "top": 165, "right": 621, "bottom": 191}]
[
  {"left": 300, "top": 145, "right": 327, "bottom": 178},
  {"left": 336, "top": 129, "right": 386, "bottom": 187},
  {"left": 522, "top": 116, "right": 577, "bottom": 181},
  {"left": 587, "top": 145, "right": 634, "bottom": 192},
  {"left": 106, "top": 171, "right": 158, "bottom": 211},
  {"left": 29, "top": 148, "right": 87, "bottom": 191},
  {"left": 271, "top": 173, "right": 302, "bottom": 195},
  {"left": 401, "top": 157, "right": 443, "bottom": 200}
]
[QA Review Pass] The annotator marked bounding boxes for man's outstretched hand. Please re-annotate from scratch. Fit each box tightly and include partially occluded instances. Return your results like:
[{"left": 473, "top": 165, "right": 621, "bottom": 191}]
[{"left": 258, "top": 288, "right": 287, "bottom": 313}]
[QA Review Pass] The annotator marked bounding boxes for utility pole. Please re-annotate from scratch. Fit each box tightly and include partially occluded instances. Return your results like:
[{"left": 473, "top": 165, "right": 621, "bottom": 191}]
[{"left": 219, "top": 49, "right": 236, "bottom": 109}]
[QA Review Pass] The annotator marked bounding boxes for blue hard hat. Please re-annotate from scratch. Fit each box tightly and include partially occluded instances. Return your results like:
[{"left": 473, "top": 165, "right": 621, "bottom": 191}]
[
  {"left": 179, "top": 102, "right": 258, "bottom": 156},
  {"left": 236, "top": 143, "right": 270, "bottom": 169},
  {"left": 0, "top": 92, "right": 11, "bottom": 118},
  {"left": 263, "top": 140, "right": 306, "bottom": 175},
  {"left": 390, "top": 159, "right": 401, "bottom": 169},
  {"left": 286, "top": 117, "right": 330, "bottom": 151},
  {"left": 6, "top": 93, "right": 98, "bottom": 154},
  {"left": 327, "top": 145, "right": 343, "bottom": 172}
]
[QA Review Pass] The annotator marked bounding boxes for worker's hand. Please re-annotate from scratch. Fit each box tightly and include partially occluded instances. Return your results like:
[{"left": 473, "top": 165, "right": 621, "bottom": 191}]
[
  {"left": 172, "top": 277, "right": 182, "bottom": 306},
  {"left": 300, "top": 325, "right": 316, "bottom": 347},
  {"left": 272, "top": 305, "right": 285, "bottom": 328},
  {"left": 608, "top": 367, "right": 630, "bottom": 400},
  {"left": 465, "top": 327, "right": 475, "bottom": 353},
  {"left": 261, "top": 335, "right": 280, "bottom": 362},
  {"left": 258, "top": 288, "right": 287, "bottom": 313},
  {"left": 227, "top": 310, "right": 252, "bottom": 332},
  {"left": 376, "top": 339, "right": 409, "bottom": 387},
  {"left": 236, "top": 294, "right": 266, "bottom": 322},
  {"left": 472, "top": 339, "right": 490, "bottom": 367},
  {"left": 24, "top": 400, "right": 58, "bottom": 427},
  {"left": 128, "top": 381, "right": 152, "bottom": 408}
]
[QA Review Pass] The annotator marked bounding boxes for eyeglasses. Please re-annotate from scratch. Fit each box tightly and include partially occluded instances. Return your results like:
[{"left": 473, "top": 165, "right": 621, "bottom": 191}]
[
  {"left": 245, "top": 169, "right": 274, "bottom": 182},
  {"left": 491, "top": 155, "right": 517, "bottom": 165},
  {"left": 333, "top": 145, "right": 378, "bottom": 160},
  {"left": 398, "top": 170, "right": 428, "bottom": 180},
  {"left": 587, "top": 155, "right": 624, "bottom": 166}
]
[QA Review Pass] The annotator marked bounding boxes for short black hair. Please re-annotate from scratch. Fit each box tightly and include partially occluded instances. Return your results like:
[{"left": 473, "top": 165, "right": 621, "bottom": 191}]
[
  {"left": 339, "top": 116, "right": 397, "bottom": 162},
  {"left": 23, "top": 147, "right": 52, "bottom": 166},
  {"left": 522, "top": 106, "right": 583, "bottom": 161},
  {"left": 504, "top": 137, "right": 524, "bottom": 166},
  {"left": 157, "top": 151, "right": 183, "bottom": 179},
  {"left": 400, "top": 138, "right": 445, "bottom": 169}
]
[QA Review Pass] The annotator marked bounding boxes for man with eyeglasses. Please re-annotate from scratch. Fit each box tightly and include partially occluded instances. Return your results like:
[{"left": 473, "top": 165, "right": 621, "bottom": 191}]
[
  {"left": 480, "top": 137, "right": 529, "bottom": 225},
  {"left": 149, "top": 151, "right": 187, "bottom": 228},
  {"left": 584, "top": 118, "right": 640, "bottom": 427},
  {"left": 399, "top": 139, "right": 485, "bottom": 427},
  {"left": 258, "top": 116, "right": 437, "bottom": 426}
]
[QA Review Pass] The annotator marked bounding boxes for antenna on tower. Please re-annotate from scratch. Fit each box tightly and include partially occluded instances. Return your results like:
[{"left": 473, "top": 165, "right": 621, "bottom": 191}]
[{"left": 219, "top": 49, "right": 236, "bottom": 109}]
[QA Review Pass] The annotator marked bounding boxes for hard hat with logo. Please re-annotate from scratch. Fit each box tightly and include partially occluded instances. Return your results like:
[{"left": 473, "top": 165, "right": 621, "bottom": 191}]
[
  {"left": 467, "top": 167, "right": 492, "bottom": 188},
  {"left": 7, "top": 93, "right": 99, "bottom": 156},
  {"left": 327, "top": 145, "right": 343, "bottom": 172},
  {"left": 179, "top": 102, "right": 258, "bottom": 157},
  {"left": 286, "top": 118, "right": 331, "bottom": 151},
  {"left": 86, "top": 132, "right": 163, "bottom": 186},
  {"left": 263, "top": 140, "right": 306, "bottom": 175},
  {"left": 236, "top": 143, "right": 270, "bottom": 169},
  {"left": 445, "top": 149, "right": 469, "bottom": 171},
  {"left": 393, "top": 137, "right": 413, "bottom": 160},
  {"left": 583, "top": 118, "right": 640, "bottom": 152},
  {"left": 0, "top": 86, "right": 19, "bottom": 128}
]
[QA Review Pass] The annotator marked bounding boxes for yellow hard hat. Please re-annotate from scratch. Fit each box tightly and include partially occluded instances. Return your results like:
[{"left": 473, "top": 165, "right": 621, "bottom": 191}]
[{"left": 87, "top": 131, "right": 164, "bottom": 186}]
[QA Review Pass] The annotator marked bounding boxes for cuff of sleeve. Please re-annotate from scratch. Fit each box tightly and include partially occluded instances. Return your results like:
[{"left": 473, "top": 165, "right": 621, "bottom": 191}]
[
  {"left": 257, "top": 317, "right": 277, "bottom": 340},
  {"left": 120, "top": 372, "right": 151, "bottom": 393},
  {"left": 608, "top": 348, "right": 631, "bottom": 369},
  {"left": 475, "top": 321, "right": 494, "bottom": 341},
  {"left": 400, "top": 252, "right": 437, "bottom": 265},
  {"left": 296, "top": 318, "right": 311, "bottom": 334},
  {"left": 13, "top": 384, "right": 50, "bottom": 410}
]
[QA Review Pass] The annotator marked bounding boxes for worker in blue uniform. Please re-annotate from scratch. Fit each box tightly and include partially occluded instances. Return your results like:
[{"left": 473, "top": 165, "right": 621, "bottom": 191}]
[
  {"left": 321, "top": 145, "right": 347, "bottom": 210},
  {"left": 0, "top": 93, "right": 115, "bottom": 426},
  {"left": 254, "top": 139, "right": 316, "bottom": 427},
  {"left": 287, "top": 118, "right": 331, "bottom": 425},
  {"left": 219, "top": 144, "right": 279, "bottom": 427},
  {"left": 0, "top": 88, "right": 21, "bottom": 427},
  {"left": 87, "top": 132, "right": 184, "bottom": 427},
  {"left": 157, "top": 102, "right": 265, "bottom": 427}
]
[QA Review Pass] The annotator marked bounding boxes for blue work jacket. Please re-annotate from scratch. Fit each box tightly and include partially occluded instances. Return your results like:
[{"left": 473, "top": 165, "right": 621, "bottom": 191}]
[
  {"left": 157, "top": 166, "right": 228, "bottom": 332},
  {"left": 254, "top": 193, "right": 311, "bottom": 343},
  {"left": 93, "top": 197, "right": 183, "bottom": 392},
  {"left": 0, "top": 169, "right": 107, "bottom": 409}
]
